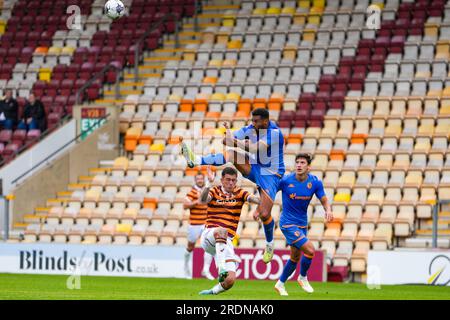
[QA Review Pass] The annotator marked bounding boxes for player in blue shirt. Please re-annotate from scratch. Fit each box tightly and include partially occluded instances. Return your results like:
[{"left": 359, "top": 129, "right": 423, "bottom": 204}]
[
  {"left": 180, "top": 108, "right": 285, "bottom": 263},
  {"left": 274, "top": 153, "right": 333, "bottom": 296}
]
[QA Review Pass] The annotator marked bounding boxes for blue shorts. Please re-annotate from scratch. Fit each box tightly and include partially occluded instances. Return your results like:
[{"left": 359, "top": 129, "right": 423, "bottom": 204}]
[
  {"left": 245, "top": 163, "right": 282, "bottom": 201},
  {"left": 280, "top": 224, "right": 309, "bottom": 249}
]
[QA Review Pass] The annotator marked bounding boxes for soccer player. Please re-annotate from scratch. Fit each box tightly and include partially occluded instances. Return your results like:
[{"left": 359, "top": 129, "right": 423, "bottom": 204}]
[
  {"left": 198, "top": 166, "right": 260, "bottom": 295},
  {"left": 183, "top": 171, "right": 215, "bottom": 280},
  {"left": 180, "top": 108, "right": 284, "bottom": 264},
  {"left": 274, "top": 153, "right": 333, "bottom": 296}
]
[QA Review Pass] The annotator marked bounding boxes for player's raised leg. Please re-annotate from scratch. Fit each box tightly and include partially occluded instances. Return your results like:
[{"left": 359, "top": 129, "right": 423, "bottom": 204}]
[{"left": 297, "top": 240, "right": 315, "bottom": 293}]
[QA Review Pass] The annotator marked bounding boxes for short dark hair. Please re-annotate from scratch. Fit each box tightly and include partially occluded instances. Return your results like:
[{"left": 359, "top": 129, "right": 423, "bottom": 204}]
[
  {"left": 295, "top": 153, "right": 312, "bottom": 165},
  {"left": 221, "top": 167, "right": 238, "bottom": 177},
  {"left": 251, "top": 108, "right": 269, "bottom": 119}
]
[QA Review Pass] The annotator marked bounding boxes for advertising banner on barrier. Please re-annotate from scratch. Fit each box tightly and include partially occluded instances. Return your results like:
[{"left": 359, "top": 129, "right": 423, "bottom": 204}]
[
  {"left": 367, "top": 250, "right": 450, "bottom": 286},
  {"left": 0, "top": 243, "right": 186, "bottom": 278},
  {"left": 192, "top": 248, "right": 326, "bottom": 282}
]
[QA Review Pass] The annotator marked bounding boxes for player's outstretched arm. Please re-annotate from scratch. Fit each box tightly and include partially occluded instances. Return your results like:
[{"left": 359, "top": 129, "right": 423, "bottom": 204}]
[
  {"left": 247, "top": 195, "right": 261, "bottom": 205},
  {"left": 199, "top": 166, "right": 215, "bottom": 204},
  {"left": 183, "top": 197, "right": 199, "bottom": 209},
  {"left": 320, "top": 196, "right": 333, "bottom": 222}
]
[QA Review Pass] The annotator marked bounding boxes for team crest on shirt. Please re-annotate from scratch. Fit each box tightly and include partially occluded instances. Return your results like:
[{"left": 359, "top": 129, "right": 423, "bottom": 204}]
[
  {"left": 307, "top": 182, "right": 312, "bottom": 189},
  {"left": 288, "top": 184, "right": 295, "bottom": 188},
  {"left": 289, "top": 193, "right": 296, "bottom": 199},
  {"left": 294, "top": 231, "right": 300, "bottom": 237}
]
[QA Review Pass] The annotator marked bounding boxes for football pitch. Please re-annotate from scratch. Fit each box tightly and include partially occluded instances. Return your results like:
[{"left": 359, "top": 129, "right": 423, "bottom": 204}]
[{"left": 0, "top": 274, "right": 449, "bottom": 300}]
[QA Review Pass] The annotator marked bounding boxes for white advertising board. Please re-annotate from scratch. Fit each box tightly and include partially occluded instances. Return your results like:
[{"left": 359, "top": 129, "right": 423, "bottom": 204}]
[
  {"left": 367, "top": 250, "right": 450, "bottom": 286},
  {"left": 0, "top": 243, "right": 186, "bottom": 278}
]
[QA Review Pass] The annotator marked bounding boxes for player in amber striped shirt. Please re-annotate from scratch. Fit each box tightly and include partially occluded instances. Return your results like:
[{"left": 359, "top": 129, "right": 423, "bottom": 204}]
[
  {"left": 183, "top": 172, "right": 214, "bottom": 280},
  {"left": 198, "top": 166, "right": 260, "bottom": 296}
]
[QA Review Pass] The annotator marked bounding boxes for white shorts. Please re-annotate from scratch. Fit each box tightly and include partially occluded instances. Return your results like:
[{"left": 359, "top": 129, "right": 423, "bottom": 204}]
[
  {"left": 187, "top": 224, "right": 205, "bottom": 244},
  {"left": 200, "top": 227, "right": 239, "bottom": 273}
]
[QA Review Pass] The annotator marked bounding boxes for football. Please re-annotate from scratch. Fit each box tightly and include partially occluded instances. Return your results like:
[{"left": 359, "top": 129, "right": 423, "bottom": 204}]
[{"left": 104, "top": 0, "right": 125, "bottom": 20}]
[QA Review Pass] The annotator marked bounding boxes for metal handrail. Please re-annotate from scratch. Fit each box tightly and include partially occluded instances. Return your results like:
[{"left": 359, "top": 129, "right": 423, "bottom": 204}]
[
  {"left": 76, "top": 63, "right": 122, "bottom": 105},
  {"left": 10, "top": 113, "right": 110, "bottom": 185},
  {"left": 432, "top": 200, "right": 450, "bottom": 248},
  {"left": 0, "top": 114, "right": 72, "bottom": 168},
  {"left": 134, "top": 13, "right": 180, "bottom": 82}
]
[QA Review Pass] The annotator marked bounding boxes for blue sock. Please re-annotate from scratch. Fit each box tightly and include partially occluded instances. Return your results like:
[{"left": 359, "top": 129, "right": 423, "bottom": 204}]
[
  {"left": 263, "top": 216, "right": 274, "bottom": 243},
  {"left": 201, "top": 153, "right": 227, "bottom": 166},
  {"left": 300, "top": 255, "right": 313, "bottom": 277},
  {"left": 280, "top": 259, "right": 298, "bottom": 283}
]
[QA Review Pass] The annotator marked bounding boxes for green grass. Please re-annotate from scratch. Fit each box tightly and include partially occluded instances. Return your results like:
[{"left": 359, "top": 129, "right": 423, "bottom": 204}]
[{"left": 0, "top": 273, "right": 449, "bottom": 300}]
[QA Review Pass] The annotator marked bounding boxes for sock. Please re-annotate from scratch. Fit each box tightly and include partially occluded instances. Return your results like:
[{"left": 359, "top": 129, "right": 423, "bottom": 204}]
[
  {"left": 280, "top": 259, "right": 298, "bottom": 283},
  {"left": 184, "top": 249, "right": 192, "bottom": 269},
  {"left": 300, "top": 253, "right": 314, "bottom": 277},
  {"left": 201, "top": 153, "right": 227, "bottom": 166},
  {"left": 215, "top": 241, "right": 227, "bottom": 270},
  {"left": 203, "top": 253, "right": 213, "bottom": 273},
  {"left": 212, "top": 283, "right": 226, "bottom": 294},
  {"left": 262, "top": 216, "right": 275, "bottom": 243}
]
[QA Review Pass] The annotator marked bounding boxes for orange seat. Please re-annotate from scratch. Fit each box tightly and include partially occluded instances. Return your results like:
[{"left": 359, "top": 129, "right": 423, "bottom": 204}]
[
  {"left": 186, "top": 168, "right": 202, "bottom": 176},
  {"left": 34, "top": 46, "right": 48, "bottom": 54},
  {"left": 180, "top": 103, "right": 193, "bottom": 112},
  {"left": 138, "top": 135, "right": 153, "bottom": 145},
  {"left": 234, "top": 110, "right": 250, "bottom": 119},
  {"left": 330, "top": 150, "right": 345, "bottom": 160},
  {"left": 194, "top": 102, "right": 207, "bottom": 112},
  {"left": 268, "top": 102, "right": 281, "bottom": 110},
  {"left": 203, "top": 77, "right": 218, "bottom": 84},
  {"left": 350, "top": 133, "right": 367, "bottom": 144},
  {"left": 252, "top": 98, "right": 267, "bottom": 109},
  {"left": 288, "top": 133, "right": 303, "bottom": 144},
  {"left": 205, "top": 111, "right": 220, "bottom": 119},
  {"left": 238, "top": 102, "right": 251, "bottom": 113},
  {"left": 168, "top": 136, "right": 181, "bottom": 144},
  {"left": 143, "top": 198, "right": 157, "bottom": 210},
  {"left": 201, "top": 127, "right": 215, "bottom": 136}
]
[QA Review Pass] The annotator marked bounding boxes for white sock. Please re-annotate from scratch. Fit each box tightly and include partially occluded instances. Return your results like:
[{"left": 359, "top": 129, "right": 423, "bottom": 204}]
[
  {"left": 266, "top": 240, "right": 274, "bottom": 247},
  {"left": 215, "top": 242, "right": 227, "bottom": 269},
  {"left": 184, "top": 249, "right": 192, "bottom": 269},
  {"left": 212, "top": 283, "right": 226, "bottom": 295},
  {"left": 299, "top": 275, "right": 307, "bottom": 281},
  {"left": 195, "top": 155, "right": 201, "bottom": 164},
  {"left": 203, "top": 253, "right": 213, "bottom": 273}
]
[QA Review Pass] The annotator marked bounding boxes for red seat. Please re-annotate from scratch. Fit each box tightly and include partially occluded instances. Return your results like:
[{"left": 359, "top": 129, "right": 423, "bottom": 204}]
[
  {"left": 0, "top": 130, "right": 13, "bottom": 143},
  {"left": 26, "top": 129, "right": 41, "bottom": 142},
  {"left": 32, "top": 81, "right": 47, "bottom": 96},
  {"left": 61, "top": 79, "right": 74, "bottom": 96}
]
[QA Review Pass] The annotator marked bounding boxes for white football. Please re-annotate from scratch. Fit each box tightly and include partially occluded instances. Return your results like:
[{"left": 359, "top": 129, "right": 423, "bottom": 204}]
[{"left": 105, "top": 0, "right": 125, "bottom": 20}]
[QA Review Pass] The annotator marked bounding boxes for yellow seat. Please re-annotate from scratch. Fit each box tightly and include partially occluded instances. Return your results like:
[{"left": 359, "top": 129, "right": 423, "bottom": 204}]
[
  {"left": 116, "top": 224, "right": 132, "bottom": 234},
  {"left": 252, "top": 8, "right": 266, "bottom": 15},
  {"left": 281, "top": 7, "right": 296, "bottom": 14},
  {"left": 222, "top": 59, "right": 237, "bottom": 66},
  {"left": 211, "top": 93, "right": 226, "bottom": 101},
  {"left": 227, "top": 40, "right": 242, "bottom": 50},
  {"left": 61, "top": 46, "right": 75, "bottom": 55},
  {"left": 267, "top": 7, "right": 281, "bottom": 15},
  {"left": 47, "top": 46, "right": 62, "bottom": 55},
  {"left": 150, "top": 143, "right": 165, "bottom": 152},
  {"left": 334, "top": 193, "right": 351, "bottom": 203},
  {"left": 226, "top": 92, "right": 240, "bottom": 100},
  {"left": 0, "top": 19, "right": 5, "bottom": 34},
  {"left": 222, "top": 15, "right": 235, "bottom": 27},
  {"left": 39, "top": 68, "right": 52, "bottom": 82},
  {"left": 208, "top": 59, "right": 222, "bottom": 67}
]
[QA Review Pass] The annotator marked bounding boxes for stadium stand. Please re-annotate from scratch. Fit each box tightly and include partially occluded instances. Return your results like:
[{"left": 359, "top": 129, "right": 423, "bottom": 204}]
[{"left": 5, "top": 0, "right": 450, "bottom": 282}]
